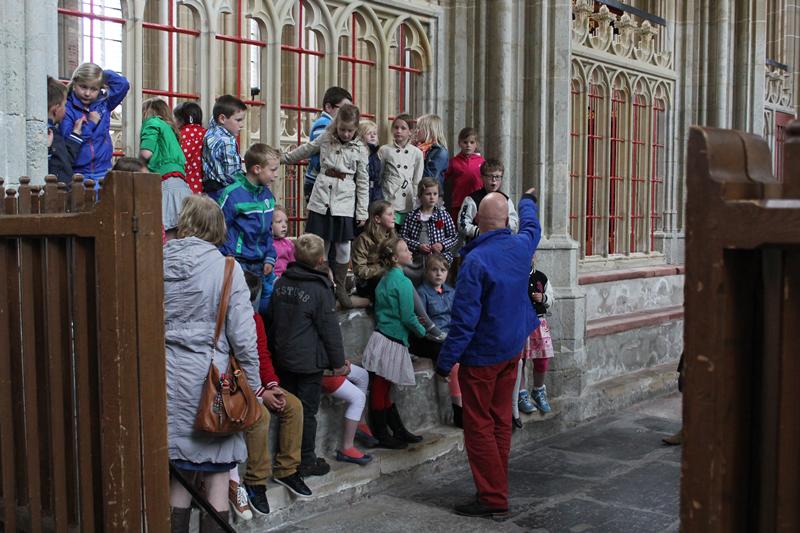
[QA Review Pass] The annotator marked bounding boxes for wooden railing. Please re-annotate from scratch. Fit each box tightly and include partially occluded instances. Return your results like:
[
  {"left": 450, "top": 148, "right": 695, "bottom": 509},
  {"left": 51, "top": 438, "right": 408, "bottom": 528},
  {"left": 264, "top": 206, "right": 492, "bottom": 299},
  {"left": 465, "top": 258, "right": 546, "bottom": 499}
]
[
  {"left": 0, "top": 172, "right": 169, "bottom": 532},
  {"left": 682, "top": 125, "right": 800, "bottom": 531}
]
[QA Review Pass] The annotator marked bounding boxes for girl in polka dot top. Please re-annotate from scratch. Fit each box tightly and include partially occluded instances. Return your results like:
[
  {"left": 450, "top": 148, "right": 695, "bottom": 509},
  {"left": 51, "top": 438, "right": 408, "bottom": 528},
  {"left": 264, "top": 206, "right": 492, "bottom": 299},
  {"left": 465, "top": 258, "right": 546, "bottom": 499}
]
[{"left": 173, "top": 102, "right": 205, "bottom": 193}]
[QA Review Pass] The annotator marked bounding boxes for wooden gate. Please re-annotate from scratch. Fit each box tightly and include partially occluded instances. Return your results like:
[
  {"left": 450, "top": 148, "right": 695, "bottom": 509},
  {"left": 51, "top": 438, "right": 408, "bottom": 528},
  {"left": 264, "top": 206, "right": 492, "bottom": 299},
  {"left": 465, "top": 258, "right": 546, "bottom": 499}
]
[
  {"left": 0, "top": 172, "right": 169, "bottom": 532},
  {"left": 683, "top": 124, "right": 800, "bottom": 531}
]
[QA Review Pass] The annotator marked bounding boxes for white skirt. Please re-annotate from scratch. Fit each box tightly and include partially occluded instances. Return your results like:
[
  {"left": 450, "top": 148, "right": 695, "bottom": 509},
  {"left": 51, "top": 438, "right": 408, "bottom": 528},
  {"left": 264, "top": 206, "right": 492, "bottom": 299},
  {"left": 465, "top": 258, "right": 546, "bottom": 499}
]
[
  {"left": 162, "top": 177, "right": 193, "bottom": 230},
  {"left": 361, "top": 331, "right": 416, "bottom": 386}
]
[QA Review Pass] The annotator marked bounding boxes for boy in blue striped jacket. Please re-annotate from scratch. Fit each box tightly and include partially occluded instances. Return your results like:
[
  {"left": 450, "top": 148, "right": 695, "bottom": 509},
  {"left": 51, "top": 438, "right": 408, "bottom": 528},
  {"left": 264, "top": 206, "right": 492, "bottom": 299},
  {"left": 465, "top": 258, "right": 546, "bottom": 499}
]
[{"left": 218, "top": 143, "right": 280, "bottom": 314}]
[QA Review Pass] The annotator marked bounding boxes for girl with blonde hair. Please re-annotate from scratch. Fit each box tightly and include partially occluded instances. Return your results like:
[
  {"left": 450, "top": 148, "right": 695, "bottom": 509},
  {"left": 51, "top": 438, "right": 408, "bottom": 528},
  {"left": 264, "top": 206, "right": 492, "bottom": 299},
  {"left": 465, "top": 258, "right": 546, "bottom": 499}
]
[{"left": 415, "top": 114, "right": 449, "bottom": 195}]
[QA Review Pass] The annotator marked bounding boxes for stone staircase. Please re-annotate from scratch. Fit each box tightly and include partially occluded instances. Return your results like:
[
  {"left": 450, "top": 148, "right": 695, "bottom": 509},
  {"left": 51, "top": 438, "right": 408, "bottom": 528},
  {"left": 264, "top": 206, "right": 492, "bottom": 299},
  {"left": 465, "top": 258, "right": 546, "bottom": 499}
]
[{"left": 222, "top": 308, "right": 679, "bottom": 531}]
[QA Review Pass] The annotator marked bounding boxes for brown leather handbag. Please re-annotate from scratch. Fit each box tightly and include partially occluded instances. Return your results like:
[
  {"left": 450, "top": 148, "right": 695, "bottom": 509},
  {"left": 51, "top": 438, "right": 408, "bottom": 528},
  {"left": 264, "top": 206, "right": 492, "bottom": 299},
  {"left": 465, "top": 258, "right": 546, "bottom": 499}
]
[{"left": 194, "top": 257, "right": 262, "bottom": 435}]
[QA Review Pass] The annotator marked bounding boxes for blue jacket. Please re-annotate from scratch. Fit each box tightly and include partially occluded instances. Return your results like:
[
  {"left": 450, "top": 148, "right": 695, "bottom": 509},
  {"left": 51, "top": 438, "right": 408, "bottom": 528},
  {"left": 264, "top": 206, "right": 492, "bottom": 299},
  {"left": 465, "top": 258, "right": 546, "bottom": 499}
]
[
  {"left": 217, "top": 174, "right": 277, "bottom": 266},
  {"left": 304, "top": 112, "right": 332, "bottom": 186},
  {"left": 436, "top": 194, "right": 541, "bottom": 373},
  {"left": 367, "top": 143, "right": 384, "bottom": 204},
  {"left": 417, "top": 281, "right": 455, "bottom": 333},
  {"left": 59, "top": 70, "right": 130, "bottom": 176},
  {"left": 424, "top": 144, "right": 449, "bottom": 193}
]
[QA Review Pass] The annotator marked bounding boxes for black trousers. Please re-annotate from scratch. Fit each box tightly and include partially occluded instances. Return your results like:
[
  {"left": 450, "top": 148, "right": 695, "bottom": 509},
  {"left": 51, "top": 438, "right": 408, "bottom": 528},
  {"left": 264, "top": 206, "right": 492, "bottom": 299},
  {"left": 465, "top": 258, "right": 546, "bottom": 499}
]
[{"left": 276, "top": 369, "right": 323, "bottom": 465}]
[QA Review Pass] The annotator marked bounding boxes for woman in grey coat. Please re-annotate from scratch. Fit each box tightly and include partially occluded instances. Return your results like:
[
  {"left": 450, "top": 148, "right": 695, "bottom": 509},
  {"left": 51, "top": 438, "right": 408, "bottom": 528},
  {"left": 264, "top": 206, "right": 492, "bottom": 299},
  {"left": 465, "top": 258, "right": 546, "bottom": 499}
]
[{"left": 164, "top": 195, "right": 260, "bottom": 532}]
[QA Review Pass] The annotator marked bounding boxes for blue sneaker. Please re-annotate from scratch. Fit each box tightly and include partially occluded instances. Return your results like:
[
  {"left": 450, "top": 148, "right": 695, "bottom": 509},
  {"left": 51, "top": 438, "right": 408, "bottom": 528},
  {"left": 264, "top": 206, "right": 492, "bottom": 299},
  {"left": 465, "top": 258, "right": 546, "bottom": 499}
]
[
  {"left": 518, "top": 390, "right": 536, "bottom": 414},
  {"left": 531, "top": 386, "right": 552, "bottom": 413}
]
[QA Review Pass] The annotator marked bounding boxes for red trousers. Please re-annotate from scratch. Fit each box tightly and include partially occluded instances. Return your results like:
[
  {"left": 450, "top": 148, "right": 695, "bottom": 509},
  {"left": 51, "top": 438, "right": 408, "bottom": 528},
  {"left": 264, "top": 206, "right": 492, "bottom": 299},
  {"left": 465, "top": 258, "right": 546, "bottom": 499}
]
[{"left": 459, "top": 355, "right": 520, "bottom": 509}]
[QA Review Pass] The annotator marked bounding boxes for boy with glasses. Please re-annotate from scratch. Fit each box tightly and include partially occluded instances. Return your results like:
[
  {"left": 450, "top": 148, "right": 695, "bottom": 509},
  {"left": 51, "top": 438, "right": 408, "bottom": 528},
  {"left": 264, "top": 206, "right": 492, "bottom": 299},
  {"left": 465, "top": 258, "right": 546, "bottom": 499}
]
[{"left": 457, "top": 159, "right": 519, "bottom": 242}]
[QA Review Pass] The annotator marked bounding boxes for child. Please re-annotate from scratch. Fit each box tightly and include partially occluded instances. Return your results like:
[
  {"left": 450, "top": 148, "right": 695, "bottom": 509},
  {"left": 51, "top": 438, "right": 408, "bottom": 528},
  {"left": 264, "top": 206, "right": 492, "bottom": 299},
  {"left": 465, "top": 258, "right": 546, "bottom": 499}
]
[
  {"left": 352, "top": 200, "right": 395, "bottom": 301},
  {"left": 60, "top": 63, "right": 130, "bottom": 185},
  {"left": 236, "top": 271, "right": 311, "bottom": 519},
  {"left": 444, "top": 127, "right": 485, "bottom": 221},
  {"left": 173, "top": 101, "right": 205, "bottom": 193},
  {"left": 218, "top": 143, "right": 278, "bottom": 314},
  {"left": 271, "top": 205, "right": 295, "bottom": 278},
  {"left": 362, "top": 237, "right": 427, "bottom": 449},
  {"left": 379, "top": 114, "right": 424, "bottom": 227},
  {"left": 358, "top": 120, "right": 383, "bottom": 204},
  {"left": 202, "top": 95, "right": 247, "bottom": 197},
  {"left": 400, "top": 177, "right": 458, "bottom": 284},
  {"left": 140, "top": 98, "right": 190, "bottom": 238},
  {"left": 321, "top": 362, "right": 375, "bottom": 465},
  {"left": 353, "top": 199, "right": 448, "bottom": 342},
  {"left": 415, "top": 114, "right": 449, "bottom": 195},
  {"left": 266, "top": 233, "right": 350, "bottom": 478},
  {"left": 408, "top": 254, "right": 463, "bottom": 427},
  {"left": 457, "top": 158, "right": 519, "bottom": 243},
  {"left": 304, "top": 86, "right": 353, "bottom": 201},
  {"left": 513, "top": 255, "right": 555, "bottom": 428},
  {"left": 47, "top": 76, "right": 85, "bottom": 188},
  {"left": 280, "top": 104, "right": 369, "bottom": 309}
]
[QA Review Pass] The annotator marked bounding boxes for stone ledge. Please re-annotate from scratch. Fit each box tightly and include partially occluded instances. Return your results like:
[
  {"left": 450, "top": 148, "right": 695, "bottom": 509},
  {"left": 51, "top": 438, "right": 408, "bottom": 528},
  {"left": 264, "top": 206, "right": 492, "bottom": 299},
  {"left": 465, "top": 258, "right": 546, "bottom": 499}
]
[
  {"left": 578, "top": 265, "right": 685, "bottom": 285},
  {"left": 586, "top": 305, "right": 684, "bottom": 338}
]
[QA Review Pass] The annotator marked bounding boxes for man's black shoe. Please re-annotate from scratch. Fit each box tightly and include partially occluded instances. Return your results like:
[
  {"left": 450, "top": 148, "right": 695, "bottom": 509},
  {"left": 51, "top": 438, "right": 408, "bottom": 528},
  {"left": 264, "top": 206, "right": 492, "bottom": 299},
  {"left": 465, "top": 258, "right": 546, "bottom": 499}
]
[
  {"left": 274, "top": 472, "right": 313, "bottom": 498},
  {"left": 243, "top": 483, "right": 270, "bottom": 516},
  {"left": 454, "top": 500, "right": 509, "bottom": 518},
  {"left": 298, "top": 457, "right": 331, "bottom": 477}
]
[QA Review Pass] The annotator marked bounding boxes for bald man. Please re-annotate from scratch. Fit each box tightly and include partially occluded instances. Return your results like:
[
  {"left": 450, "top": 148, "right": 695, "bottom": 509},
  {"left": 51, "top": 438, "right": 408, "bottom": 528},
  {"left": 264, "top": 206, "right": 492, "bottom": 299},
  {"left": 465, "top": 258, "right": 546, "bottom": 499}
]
[{"left": 436, "top": 188, "right": 541, "bottom": 518}]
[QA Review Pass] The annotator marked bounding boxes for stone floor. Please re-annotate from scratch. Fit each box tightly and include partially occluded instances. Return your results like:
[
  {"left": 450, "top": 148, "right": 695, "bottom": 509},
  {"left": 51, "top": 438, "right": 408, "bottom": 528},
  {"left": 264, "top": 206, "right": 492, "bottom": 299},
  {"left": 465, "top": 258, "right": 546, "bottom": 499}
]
[{"left": 273, "top": 393, "right": 682, "bottom": 533}]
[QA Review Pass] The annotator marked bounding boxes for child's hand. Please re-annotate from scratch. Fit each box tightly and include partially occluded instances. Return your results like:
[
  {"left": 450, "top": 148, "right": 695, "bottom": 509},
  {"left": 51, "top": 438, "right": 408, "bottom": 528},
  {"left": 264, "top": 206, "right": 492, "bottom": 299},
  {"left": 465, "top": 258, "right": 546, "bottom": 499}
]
[
  {"left": 431, "top": 243, "right": 444, "bottom": 253},
  {"left": 47, "top": 128, "right": 54, "bottom": 148},
  {"left": 419, "top": 244, "right": 432, "bottom": 254},
  {"left": 356, "top": 219, "right": 366, "bottom": 227},
  {"left": 261, "top": 388, "right": 286, "bottom": 411},
  {"left": 333, "top": 364, "right": 350, "bottom": 376},
  {"left": 532, "top": 292, "right": 543, "bottom": 303},
  {"left": 263, "top": 263, "right": 274, "bottom": 276},
  {"left": 73, "top": 116, "right": 87, "bottom": 134},
  {"left": 88, "top": 111, "right": 101, "bottom": 124}
]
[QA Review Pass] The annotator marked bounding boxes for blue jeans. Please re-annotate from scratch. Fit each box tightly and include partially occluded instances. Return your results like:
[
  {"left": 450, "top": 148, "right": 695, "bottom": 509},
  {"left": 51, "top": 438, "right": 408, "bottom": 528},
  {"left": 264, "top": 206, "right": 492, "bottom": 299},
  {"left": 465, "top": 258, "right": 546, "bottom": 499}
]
[{"left": 238, "top": 261, "right": 276, "bottom": 314}]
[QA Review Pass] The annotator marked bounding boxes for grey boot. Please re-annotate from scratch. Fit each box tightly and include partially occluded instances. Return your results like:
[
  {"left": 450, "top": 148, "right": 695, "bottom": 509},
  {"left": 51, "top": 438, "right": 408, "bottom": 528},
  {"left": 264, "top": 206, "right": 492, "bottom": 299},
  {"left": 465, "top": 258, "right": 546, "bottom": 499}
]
[{"left": 170, "top": 507, "right": 192, "bottom": 533}]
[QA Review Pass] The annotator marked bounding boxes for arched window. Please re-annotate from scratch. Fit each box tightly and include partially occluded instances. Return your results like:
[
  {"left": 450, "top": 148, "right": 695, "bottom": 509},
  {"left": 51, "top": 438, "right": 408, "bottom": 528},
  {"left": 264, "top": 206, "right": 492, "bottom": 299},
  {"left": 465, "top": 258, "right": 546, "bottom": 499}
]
[
  {"left": 650, "top": 88, "right": 668, "bottom": 249},
  {"left": 337, "top": 12, "right": 377, "bottom": 120},
  {"left": 585, "top": 69, "right": 607, "bottom": 257},
  {"left": 57, "top": 0, "right": 126, "bottom": 157},
  {"left": 280, "top": 0, "right": 326, "bottom": 236},
  {"left": 609, "top": 76, "right": 630, "bottom": 255},
  {"left": 142, "top": 1, "right": 201, "bottom": 106},
  {"left": 389, "top": 22, "right": 424, "bottom": 118},
  {"left": 629, "top": 84, "right": 650, "bottom": 253},
  {"left": 216, "top": 2, "right": 266, "bottom": 148}
]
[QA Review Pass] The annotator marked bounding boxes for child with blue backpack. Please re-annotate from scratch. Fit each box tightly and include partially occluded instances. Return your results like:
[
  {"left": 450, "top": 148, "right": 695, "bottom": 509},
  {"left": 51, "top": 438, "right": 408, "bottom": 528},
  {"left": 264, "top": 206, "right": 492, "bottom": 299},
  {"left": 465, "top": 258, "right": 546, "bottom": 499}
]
[{"left": 217, "top": 143, "right": 279, "bottom": 314}]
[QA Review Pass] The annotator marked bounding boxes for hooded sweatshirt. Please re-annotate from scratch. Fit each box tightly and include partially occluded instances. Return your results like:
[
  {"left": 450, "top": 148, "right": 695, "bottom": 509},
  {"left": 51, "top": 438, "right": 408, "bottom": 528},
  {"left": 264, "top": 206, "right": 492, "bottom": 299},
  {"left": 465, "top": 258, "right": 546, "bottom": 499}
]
[{"left": 163, "top": 237, "right": 259, "bottom": 464}]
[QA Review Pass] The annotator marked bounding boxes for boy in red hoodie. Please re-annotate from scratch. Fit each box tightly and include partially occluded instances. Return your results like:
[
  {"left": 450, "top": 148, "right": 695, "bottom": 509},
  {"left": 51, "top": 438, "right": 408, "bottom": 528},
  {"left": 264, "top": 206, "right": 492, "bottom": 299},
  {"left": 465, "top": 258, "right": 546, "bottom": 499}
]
[
  {"left": 444, "top": 127, "right": 485, "bottom": 221},
  {"left": 239, "top": 271, "right": 312, "bottom": 518}
]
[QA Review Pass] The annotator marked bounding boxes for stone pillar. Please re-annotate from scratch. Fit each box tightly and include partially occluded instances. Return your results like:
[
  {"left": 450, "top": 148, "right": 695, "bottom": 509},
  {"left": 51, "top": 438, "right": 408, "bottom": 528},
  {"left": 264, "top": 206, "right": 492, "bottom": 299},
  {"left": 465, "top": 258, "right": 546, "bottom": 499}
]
[
  {"left": 524, "top": 0, "right": 586, "bottom": 402},
  {"left": 0, "top": 0, "right": 54, "bottom": 187},
  {"left": 483, "top": 0, "right": 515, "bottom": 187},
  {"left": 703, "top": 0, "right": 734, "bottom": 128},
  {"left": 732, "top": 0, "right": 767, "bottom": 134}
]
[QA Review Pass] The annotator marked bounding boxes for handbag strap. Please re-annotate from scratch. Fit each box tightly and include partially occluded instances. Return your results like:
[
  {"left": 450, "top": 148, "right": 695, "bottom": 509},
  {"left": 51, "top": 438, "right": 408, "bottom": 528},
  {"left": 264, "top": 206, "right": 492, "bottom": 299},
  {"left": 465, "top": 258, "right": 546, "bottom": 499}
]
[{"left": 213, "top": 257, "right": 236, "bottom": 348}]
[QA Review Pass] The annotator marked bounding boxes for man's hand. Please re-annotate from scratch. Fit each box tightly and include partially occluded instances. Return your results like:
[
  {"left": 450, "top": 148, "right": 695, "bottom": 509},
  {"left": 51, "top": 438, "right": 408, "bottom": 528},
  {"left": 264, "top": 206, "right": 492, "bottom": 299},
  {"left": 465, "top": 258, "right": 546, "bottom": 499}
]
[
  {"left": 263, "top": 263, "right": 274, "bottom": 276},
  {"left": 261, "top": 387, "right": 286, "bottom": 411}
]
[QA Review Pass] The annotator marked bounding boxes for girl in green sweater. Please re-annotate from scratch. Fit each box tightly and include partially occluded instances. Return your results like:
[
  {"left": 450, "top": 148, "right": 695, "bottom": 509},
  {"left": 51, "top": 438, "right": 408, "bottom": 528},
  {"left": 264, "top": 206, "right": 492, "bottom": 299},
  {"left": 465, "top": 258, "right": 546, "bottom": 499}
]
[
  {"left": 140, "top": 98, "right": 191, "bottom": 239},
  {"left": 362, "top": 236, "right": 427, "bottom": 449}
]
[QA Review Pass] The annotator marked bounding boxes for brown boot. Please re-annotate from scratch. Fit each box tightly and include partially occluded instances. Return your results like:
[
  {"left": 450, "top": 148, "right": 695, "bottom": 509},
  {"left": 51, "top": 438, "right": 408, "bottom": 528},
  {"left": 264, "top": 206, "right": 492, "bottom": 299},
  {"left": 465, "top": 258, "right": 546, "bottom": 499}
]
[
  {"left": 332, "top": 262, "right": 354, "bottom": 308},
  {"left": 170, "top": 507, "right": 192, "bottom": 533},
  {"left": 662, "top": 428, "right": 683, "bottom": 446}
]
